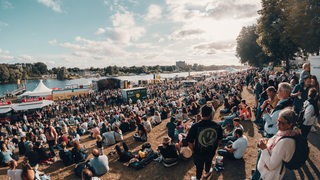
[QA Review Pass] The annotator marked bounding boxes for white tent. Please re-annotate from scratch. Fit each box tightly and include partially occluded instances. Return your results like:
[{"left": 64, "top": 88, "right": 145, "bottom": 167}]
[
  {"left": 0, "top": 105, "right": 12, "bottom": 114},
  {"left": 19, "top": 80, "right": 52, "bottom": 97},
  {"left": 12, "top": 100, "right": 54, "bottom": 111}
]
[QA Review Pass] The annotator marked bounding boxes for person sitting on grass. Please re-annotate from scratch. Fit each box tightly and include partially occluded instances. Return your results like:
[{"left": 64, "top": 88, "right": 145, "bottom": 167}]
[
  {"left": 219, "top": 106, "right": 239, "bottom": 128},
  {"left": 218, "top": 128, "right": 248, "bottom": 160},
  {"left": 115, "top": 142, "right": 135, "bottom": 163},
  {"left": 221, "top": 118, "right": 244, "bottom": 145},
  {"left": 175, "top": 138, "right": 192, "bottom": 160},
  {"left": 0, "top": 143, "right": 13, "bottom": 166},
  {"left": 166, "top": 116, "right": 177, "bottom": 141},
  {"left": 151, "top": 111, "right": 162, "bottom": 126},
  {"left": 239, "top": 101, "right": 251, "bottom": 121},
  {"left": 33, "top": 141, "right": 55, "bottom": 165},
  {"left": 157, "top": 136, "right": 179, "bottom": 167},
  {"left": 133, "top": 117, "right": 148, "bottom": 142},
  {"left": 71, "top": 140, "right": 88, "bottom": 164},
  {"left": 7, "top": 160, "right": 22, "bottom": 180},
  {"left": 59, "top": 141, "right": 73, "bottom": 166},
  {"left": 87, "top": 149, "right": 109, "bottom": 177}
]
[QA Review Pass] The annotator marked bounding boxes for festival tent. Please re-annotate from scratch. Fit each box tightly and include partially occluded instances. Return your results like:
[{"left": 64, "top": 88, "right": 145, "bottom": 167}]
[
  {"left": 0, "top": 105, "right": 12, "bottom": 114},
  {"left": 0, "top": 103, "right": 12, "bottom": 114},
  {"left": 19, "top": 80, "right": 52, "bottom": 97},
  {"left": 11, "top": 100, "right": 54, "bottom": 111}
]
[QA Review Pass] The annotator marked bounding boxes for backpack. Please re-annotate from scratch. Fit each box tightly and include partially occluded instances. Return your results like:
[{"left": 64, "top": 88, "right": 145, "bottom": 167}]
[
  {"left": 297, "top": 108, "right": 306, "bottom": 128},
  {"left": 280, "top": 135, "right": 309, "bottom": 173}
]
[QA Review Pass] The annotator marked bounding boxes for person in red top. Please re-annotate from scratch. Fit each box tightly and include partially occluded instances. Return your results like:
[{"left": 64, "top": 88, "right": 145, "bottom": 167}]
[{"left": 238, "top": 100, "right": 251, "bottom": 121}]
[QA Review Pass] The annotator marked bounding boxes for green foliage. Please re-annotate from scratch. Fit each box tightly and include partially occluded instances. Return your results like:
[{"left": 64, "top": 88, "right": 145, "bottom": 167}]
[
  {"left": 0, "top": 64, "right": 10, "bottom": 83},
  {"left": 283, "top": 0, "right": 320, "bottom": 54},
  {"left": 237, "top": 0, "right": 320, "bottom": 70},
  {"left": 236, "top": 25, "right": 270, "bottom": 66},
  {"left": 34, "top": 62, "right": 48, "bottom": 75},
  {"left": 256, "top": 0, "right": 299, "bottom": 67}
]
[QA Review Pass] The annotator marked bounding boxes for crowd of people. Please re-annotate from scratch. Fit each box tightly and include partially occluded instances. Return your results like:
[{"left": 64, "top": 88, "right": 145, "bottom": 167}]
[{"left": 0, "top": 63, "right": 319, "bottom": 180}]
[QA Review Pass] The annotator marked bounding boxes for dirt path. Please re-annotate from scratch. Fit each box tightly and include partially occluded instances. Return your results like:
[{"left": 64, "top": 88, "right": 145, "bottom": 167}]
[{"left": 1, "top": 87, "right": 319, "bottom": 180}]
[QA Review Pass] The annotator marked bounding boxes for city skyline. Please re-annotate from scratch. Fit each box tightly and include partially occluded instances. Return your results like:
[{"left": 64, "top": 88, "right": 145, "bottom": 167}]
[{"left": 0, "top": 0, "right": 261, "bottom": 68}]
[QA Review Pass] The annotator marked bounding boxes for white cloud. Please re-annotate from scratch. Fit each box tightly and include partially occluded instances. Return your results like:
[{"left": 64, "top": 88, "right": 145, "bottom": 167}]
[
  {"left": 145, "top": 4, "right": 162, "bottom": 21},
  {"left": 37, "top": 0, "right": 62, "bottom": 13},
  {"left": 170, "top": 29, "right": 204, "bottom": 40},
  {"left": 0, "top": 48, "right": 13, "bottom": 62},
  {"left": 48, "top": 39, "right": 58, "bottom": 45},
  {"left": 205, "top": 0, "right": 259, "bottom": 20},
  {"left": 106, "top": 12, "right": 145, "bottom": 44},
  {"left": 192, "top": 41, "right": 235, "bottom": 55},
  {"left": 15, "top": 55, "right": 39, "bottom": 63},
  {"left": 60, "top": 36, "right": 127, "bottom": 58},
  {"left": 95, "top": 28, "right": 106, "bottom": 35}
]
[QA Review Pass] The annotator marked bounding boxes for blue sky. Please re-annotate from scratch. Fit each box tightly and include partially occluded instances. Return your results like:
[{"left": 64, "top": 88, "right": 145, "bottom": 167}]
[{"left": 0, "top": 0, "right": 261, "bottom": 68}]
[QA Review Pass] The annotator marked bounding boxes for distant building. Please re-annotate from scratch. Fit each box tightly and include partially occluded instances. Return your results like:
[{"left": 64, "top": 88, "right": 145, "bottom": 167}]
[
  {"left": 176, "top": 61, "right": 186, "bottom": 70},
  {"left": 78, "top": 70, "right": 91, "bottom": 76}
]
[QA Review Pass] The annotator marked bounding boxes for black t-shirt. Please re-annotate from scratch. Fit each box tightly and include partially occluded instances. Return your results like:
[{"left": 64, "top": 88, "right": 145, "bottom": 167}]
[
  {"left": 25, "top": 150, "right": 39, "bottom": 167},
  {"left": 186, "top": 119, "right": 223, "bottom": 156},
  {"left": 119, "top": 151, "right": 135, "bottom": 163},
  {"left": 158, "top": 144, "right": 178, "bottom": 159}
]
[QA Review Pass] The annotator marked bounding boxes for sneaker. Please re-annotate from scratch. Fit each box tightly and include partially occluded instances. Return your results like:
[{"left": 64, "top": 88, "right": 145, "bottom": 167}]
[
  {"left": 190, "top": 176, "right": 199, "bottom": 180},
  {"left": 203, "top": 167, "right": 213, "bottom": 178}
]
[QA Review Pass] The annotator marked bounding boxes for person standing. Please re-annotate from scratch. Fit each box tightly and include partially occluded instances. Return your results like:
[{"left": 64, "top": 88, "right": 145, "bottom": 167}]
[
  {"left": 299, "top": 63, "right": 310, "bottom": 84},
  {"left": 291, "top": 75, "right": 311, "bottom": 114},
  {"left": 186, "top": 105, "right": 223, "bottom": 180},
  {"left": 44, "top": 121, "right": 57, "bottom": 157},
  {"left": 263, "top": 82, "right": 293, "bottom": 138},
  {"left": 253, "top": 77, "right": 263, "bottom": 108},
  {"left": 301, "top": 88, "right": 319, "bottom": 138},
  {"left": 257, "top": 108, "right": 299, "bottom": 180}
]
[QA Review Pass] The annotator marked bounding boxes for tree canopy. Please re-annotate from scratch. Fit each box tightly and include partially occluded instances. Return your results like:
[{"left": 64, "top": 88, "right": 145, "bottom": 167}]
[
  {"left": 236, "top": 25, "right": 270, "bottom": 66},
  {"left": 236, "top": 0, "right": 320, "bottom": 69}
]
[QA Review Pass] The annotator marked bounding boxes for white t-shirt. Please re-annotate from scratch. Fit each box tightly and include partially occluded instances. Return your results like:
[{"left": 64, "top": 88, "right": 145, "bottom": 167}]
[
  {"left": 8, "top": 169, "right": 23, "bottom": 180},
  {"left": 232, "top": 135, "right": 248, "bottom": 159},
  {"left": 142, "top": 121, "right": 152, "bottom": 133}
]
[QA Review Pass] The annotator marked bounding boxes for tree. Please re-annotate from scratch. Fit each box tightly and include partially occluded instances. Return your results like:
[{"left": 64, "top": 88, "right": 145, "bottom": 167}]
[
  {"left": 34, "top": 62, "right": 48, "bottom": 75},
  {"left": 0, "top": 64, "right": 10, "bottom": 83},
  {"left": 236, "top": 25, "right": 270, "bottom": 66},
  {"left": 256, "top": 0, "right": 299, "bottom": 71},
  {"left": 283, "top": 0, "right": 320, "bottom": 55}
]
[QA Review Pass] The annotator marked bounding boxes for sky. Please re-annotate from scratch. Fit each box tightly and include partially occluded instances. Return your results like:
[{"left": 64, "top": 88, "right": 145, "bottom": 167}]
[{"left": 0, "top": 0, "right": 261, "bottom": 69}]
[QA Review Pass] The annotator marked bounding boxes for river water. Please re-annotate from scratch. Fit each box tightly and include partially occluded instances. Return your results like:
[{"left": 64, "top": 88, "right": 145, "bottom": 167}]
[{"left": 0, "top": 70, "right": 224, "bottom": 95}]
